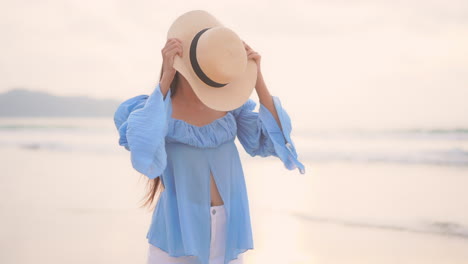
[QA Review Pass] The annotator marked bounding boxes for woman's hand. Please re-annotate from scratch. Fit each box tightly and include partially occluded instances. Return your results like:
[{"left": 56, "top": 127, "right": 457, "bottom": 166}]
[
  {"left": 243, "top": 41, "right": 261, "bottom": 73},
  {"left": 160, "top": 38, "right": 183, "bottom": 94},
  {"left": 243, "top": 40, "right": 264, "bottom": 90}
]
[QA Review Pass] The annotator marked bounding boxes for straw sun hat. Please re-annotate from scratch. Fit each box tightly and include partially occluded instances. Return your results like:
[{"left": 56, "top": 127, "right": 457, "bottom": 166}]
[{"left": 167, "top": 10, "right": 258, "bottom": 111}]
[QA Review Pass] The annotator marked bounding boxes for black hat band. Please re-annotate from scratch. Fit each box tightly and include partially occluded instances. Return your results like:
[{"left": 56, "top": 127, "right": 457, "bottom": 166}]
[{"left": 190, "top": 28, "right": 228, "bottom": 88}]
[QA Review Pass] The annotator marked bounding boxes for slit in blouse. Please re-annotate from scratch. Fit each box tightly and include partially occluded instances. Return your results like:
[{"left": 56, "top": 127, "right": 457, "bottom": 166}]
[{"left": 209, "top": 169, "right": 225, "bottom": 207}]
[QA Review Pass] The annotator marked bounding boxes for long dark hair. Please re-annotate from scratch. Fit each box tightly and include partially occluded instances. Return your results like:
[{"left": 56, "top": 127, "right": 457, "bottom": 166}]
[{"left": 139, "top": 65, "right": 179, "bottom": 211}]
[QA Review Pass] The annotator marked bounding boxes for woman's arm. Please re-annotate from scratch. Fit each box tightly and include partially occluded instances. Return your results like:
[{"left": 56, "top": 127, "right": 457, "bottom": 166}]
[
  {"left": 255, "top": 70, "right": 283, "bottom": 131},
  {"left": 113, "top": 38, "right": 181, "bottom": 179},
  {"left": 244, "top": 41, "right": 283, "bottom": 131},
  {"left": 113, "top": 83, "right": 172, "bottom": 179},
  {"left": 233, "top": 41, "right": 305, "bottom": 174},
  {"left": 159, "top": 38, "right": 183, "bottom": 99}
]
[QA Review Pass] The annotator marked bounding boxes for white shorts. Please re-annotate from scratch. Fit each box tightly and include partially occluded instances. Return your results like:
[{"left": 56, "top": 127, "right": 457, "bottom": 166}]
[{"left": 146, "top": 204, "right": 245, "bottom": 264}]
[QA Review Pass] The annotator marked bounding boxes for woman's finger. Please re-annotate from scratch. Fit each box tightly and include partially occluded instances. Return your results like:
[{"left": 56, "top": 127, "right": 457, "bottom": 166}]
[
  {"left": 248, "top": 52, "right": 260, "bottom": 60},
  {"left": 166, "top": 46, "right": 183, "bottom": 57},
  {"left": 248, "top": 52, "right": 258, "bottom": 58},
  {"left": 168, "top": 43, "right": 182, "bottom": 53},
  {"left": 165, "top": 40, "right": 182, "bottom": 49},
  {"left": 164, "top": 40, "right": 182, "bottom": 51},
  {"left": 167, "top": 38, "right": 182, "bottom": 44},
  {"left": 163, "top": 43, "right": 182, "bottom": 54},
  {"left": 247, "top": 50, "right": 256, "bottom": 56},
  {"left": 163, "top": 46, "right": 183, "bottom": 58}
]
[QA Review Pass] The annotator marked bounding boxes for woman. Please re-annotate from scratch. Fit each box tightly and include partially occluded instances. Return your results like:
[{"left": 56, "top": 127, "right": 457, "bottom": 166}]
[{"left": 114, "top": 10, "right": 305, "bottom": 264}]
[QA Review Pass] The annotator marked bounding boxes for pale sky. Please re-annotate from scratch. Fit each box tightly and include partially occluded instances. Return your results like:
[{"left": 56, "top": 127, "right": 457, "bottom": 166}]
[{"left": 1, "top": 0, "right": 467, "bottom": 130}]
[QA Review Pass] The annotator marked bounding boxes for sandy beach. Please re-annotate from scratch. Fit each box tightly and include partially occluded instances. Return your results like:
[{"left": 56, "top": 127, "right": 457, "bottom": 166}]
[{"left": 1, "top": 119, "right": 467, "bottom": 264}]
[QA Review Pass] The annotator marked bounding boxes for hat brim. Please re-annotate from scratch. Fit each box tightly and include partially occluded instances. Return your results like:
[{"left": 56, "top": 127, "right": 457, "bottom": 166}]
[
  {"left": 174, "top": 57, "right": 257, "bottom": 111},
  {"left": 167, "top": 10, "right": 257, "bottom": 111}
]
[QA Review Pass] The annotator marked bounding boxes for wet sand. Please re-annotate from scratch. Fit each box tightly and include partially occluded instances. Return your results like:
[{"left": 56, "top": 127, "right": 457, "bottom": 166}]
[{"left": 1, "top": 147, "right": 467, "bottom": 263}]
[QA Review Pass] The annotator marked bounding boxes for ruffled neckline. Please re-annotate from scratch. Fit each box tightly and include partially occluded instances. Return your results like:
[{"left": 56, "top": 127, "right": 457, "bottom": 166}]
[
  {"left": 166, "top": 111, "right": 238, "bottom": 148},
  {"left": 169, "top": 112, "right": 231, "bottom": 128}
]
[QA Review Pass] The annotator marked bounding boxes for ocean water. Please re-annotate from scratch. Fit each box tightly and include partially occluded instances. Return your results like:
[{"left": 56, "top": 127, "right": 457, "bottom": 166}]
[
  {"left": 1, "top": 117, "right": 467, "bottom": 263},
  {"left": 294, "top": 128, "right": 468, "bottom": 167},
  {"left": 1, "top": 117, "right": 467, "bottom": 166}
]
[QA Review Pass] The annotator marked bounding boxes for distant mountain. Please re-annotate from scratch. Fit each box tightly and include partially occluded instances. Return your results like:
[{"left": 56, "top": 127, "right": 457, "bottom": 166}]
[{"left": 0, "top": 88, "right": 121, "bottom": 117}]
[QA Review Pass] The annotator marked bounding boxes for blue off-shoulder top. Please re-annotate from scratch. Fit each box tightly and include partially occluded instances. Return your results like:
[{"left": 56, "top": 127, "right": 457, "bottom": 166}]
[{"left": 114, "top": 83, "right": 305, "bottom": 264}]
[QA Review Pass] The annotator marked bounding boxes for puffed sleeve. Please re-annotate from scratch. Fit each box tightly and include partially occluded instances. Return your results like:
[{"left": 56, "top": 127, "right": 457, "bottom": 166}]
[
  {"left": 113, "top": 83, "right": 172, "bottom": 179},
  {"left": 231, "top": 96, "right": 305, "bottom": 174}
]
